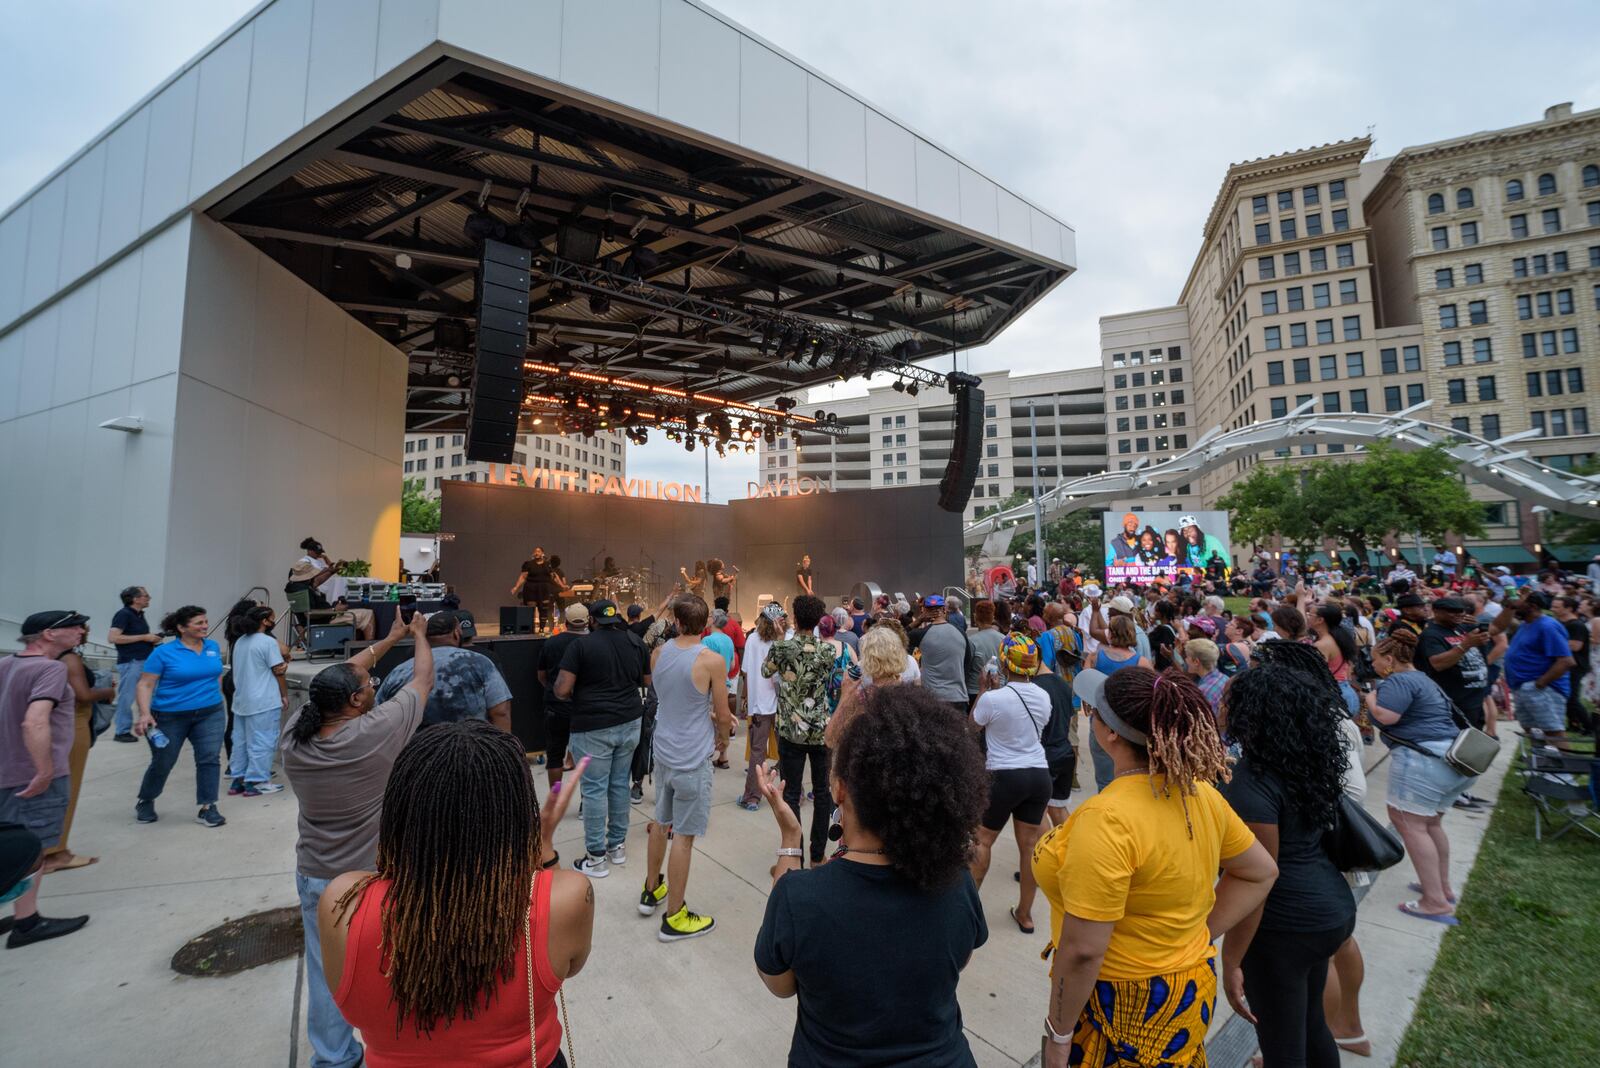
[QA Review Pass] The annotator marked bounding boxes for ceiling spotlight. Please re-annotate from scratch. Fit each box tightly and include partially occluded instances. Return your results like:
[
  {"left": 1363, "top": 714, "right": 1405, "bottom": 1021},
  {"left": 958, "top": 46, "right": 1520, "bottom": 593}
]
[
  {"left": 906, "top": 381, "right": 919, "bottom": 397},
  {"left": 685, "top": 435, "right": 696, "bottom": 453},
  {"left": 445, "top": 373, "right": 461, "bottom": 387},
  {"left": 588, "top": 292, "right": 611, "bottom": 315},
  {"left": 394, "top": 252, "right": 413, "bottom": 270},
  {"left": 531, "top": 417, "right": 543, "bottom": 426},
  {"left": 913, "top": 290, "right": 923, "bottom": 310},
  {"left": 891, "top": 379, "right": 905, "bottom": 393}
]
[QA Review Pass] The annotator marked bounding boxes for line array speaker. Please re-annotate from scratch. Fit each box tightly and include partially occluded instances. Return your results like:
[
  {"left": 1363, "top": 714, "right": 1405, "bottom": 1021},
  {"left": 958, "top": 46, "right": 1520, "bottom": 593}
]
[
  {"left": 937, "top": 382, "right": 985, "bottom": 513},
  {"left": 467, "top": 239, "right": 531, "bottom": 463}
]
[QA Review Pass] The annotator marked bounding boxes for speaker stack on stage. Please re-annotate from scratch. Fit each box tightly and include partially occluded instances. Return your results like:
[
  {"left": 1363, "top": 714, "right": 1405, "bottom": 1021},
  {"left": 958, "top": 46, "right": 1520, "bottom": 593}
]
[
  {"left": 937, "top": 372, "right": 985, "bottom": 513},
  {"left": 466, "top": 239, "right": 532, "bottom": 464}
]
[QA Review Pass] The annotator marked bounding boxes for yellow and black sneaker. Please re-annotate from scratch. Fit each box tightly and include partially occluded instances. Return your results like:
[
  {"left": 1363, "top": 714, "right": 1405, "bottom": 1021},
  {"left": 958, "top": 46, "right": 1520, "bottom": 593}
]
[
  {"left": 638, "top": 878, "right": 668, "bottom": 916},
  {"left": 658, "top": 904, "right": 715, "bottom": 942}
]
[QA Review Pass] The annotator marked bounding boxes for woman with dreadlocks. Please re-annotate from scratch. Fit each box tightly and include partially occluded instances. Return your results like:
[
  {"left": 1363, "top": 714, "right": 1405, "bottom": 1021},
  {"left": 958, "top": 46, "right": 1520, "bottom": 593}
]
[
  {"left": 1216, "top": 662, "right": 1356, "bottom": 1068},
  {"left": 1031, "top": 666, "right": 1277, "bottom": 1068},
  {"left": 319, "top": 720, "right": 593, "bottom": 1067}
]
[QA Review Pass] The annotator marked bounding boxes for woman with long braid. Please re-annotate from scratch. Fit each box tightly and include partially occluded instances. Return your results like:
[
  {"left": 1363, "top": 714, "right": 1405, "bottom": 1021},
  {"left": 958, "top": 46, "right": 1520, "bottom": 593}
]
[
  {"left": 320, "top": 720, "right": 593, "bottom": 1067},
  {"left": 1031, "top": 666, "right": 1278, "bottom": 1068}
]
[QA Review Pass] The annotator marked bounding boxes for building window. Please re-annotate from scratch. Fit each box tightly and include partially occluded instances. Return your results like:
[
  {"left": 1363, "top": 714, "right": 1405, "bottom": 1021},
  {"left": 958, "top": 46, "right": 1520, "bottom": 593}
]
[
  {"left": 1481, "top": 414, "right": 1501, "bottom": 440},
  {"left": 1447, "top": 379, "right": 1467, "bottom": 404},
  {"left": 1276, "top": 189, "right": 1293, "bottom": 211},
  {"left": 896, "top": 471, "right": 908, "bottom": 484},
  {"left": 1258, "top": 256, "right": 1275, "bottom": 280},
  {"left": 1404, "top": 346, "right": 1422, "bottom": 372},
  {"left": 1343, "top": 315, "right": 1362, "bottom": 341},
  {"left": 1115, "top": 417, "right": 1129, "bottom": 432},
  {"left": 1335, "top": 243, "right": 1354, "bottom": 268},
  {"left": 1510, "top": 214, "right": 1528, "bottom": 239},
  {"left": 986, "top": 443, "right": 999, "bottom": 456},
  {"left": 1285, "top": 286, "right": 1304, "bottom": 312},
  {"left": 1526, "top": 370, "right": 1543, "bottom": 397},
  {"left": 1332, "top": 208, "right": 1349, "bottom": 231},
  {"left": 1464, "top": 263, "right": 1483, "bottom": 284},
  {"left": 1468, "top": 299, "right": 1487, "bottom": 325},
  {"left": 1384, "top": 386, "right": 1403, "bottom": 411},
  {"left": 1319, "top": 354, "right": 1338, "bottom": 380},
  {"left": 1283, "top": 251, "right": 1301, "bottom": 275},
  {"left": 1506, "top": 178, "right": 1524, "bottom": 201},
  {"left": 1261, "top": 290, "right": 1278, "bottom": 314},
  {"left": 1345, "top": 352, "right": 1365, "bottom": 377},
  {"left": 1451, "top": 417, "right": 1471, "bottom": 433},
  {"left": 1575, "top": 409, "right": 1590, "bottom": 435},
  {"left": 1135, "top": 415, "right": 1149, "bottom": 430},
  {"left": 1252, "top": 194, "right": 1268, "bottom": 215},
  {"left": 1131, "top": 371, "right": 1145, "bottom": 387},
  {"left": 1381, "top": 348, "right": 1399, "bottom": 374},
  {"left": 1255, "top": 222, "right": 1271, "bottom": 244},
  {"left": 1476, "top": 376, "right": 1497, "bottom": 401},
  {"left": 434, "top": 456, "right": 444, "bottom": 469},
  {"left": 1293, "top": 358, "right": 1311, "bottom": 383},
  {"left": 1542, "top": 208, "right": 1561, "bottom": 234},
  {"left": 1336, "top": 279, "right": 1356, "bottom": 305},
  {"left": 1280, "top": 217, "right": 1297, "bottom": 241},
  {"left": 1264, "top": 326, "right": 1282, "bottom": 350},
  {"left": 1350, "top": 388, "right": 1369, "bottom": 412},
  {"left": 1443, "top": 340, "right": 1462, "bottom": 366},
  {"left": 1270, "top": 397, "right": 1288, "bottom": 419},
  {"left": 1473, "top": 337, "right": 1493, "bottom": 363},
  {"left": 1326, "top": 179, "right": 1344, "bottom": 200},
  {"left": 1407, "top": 383, "right": 1425, "bottom": 405},
  {"left": 1311, "top": 282, "right": 1329, "bottom": 308},
  {"left": 1589, "top": 201, "right": 1600, "bottom": 227},
  {"left": 1457, "top": 187, "right": 1475, "bottom": 209},
  {"left": 1537, "top": 172, "right": 1557, "bottom": 196},
  {"left": 1562, "top": 327, "right": 1580, "bottom": 353},
  {"left": 1290, "top": 323, "right": 1308, "bottom": 348},
  {"left": 403, "top": 460, "right": 413, "bottom": 473},
  {"left": 881, "top": 417, "right": 891, "bottom": 429},
  {"left": 985, "top": 424, "right": 998, "bottom": 436},
  {"left": 1309, "top": 247, "right": 1327, "bottom": 271},
  {"left": 1316, "top": 319, "right": 1334, "bottom": 344},
  {"left": 1513, "top": 257, "right": 1528, "bottom": 278},
  {"left": 1427, "top": 192, "right": 1445, "bottom": 214},
  {"left": 1267, "top": 361, "right": 1285, "bottom": 385},
  {"left": 1585, "top": 164, "right": 1600, "bottom": 187},
  {"left": 883, "top": 473, "right": 894, "bottom": 485},
  {"left": 1552, "top": 410, "right": 1569, "bottom": 436},
  {"left": 1553, "top": 251, "right": 1568, "bottom": 271},
  {"left": 1568, "top": 368, "right": 1583, "bottom": 392},
  {"left": 1431, "top": 226, "right": 1449, "bottom": 251},
  {"left": 1517, "top": 294, "right": 1533, "bottom": 320},
  {"left": 1461, "top": 221, "right": 1479, "bottom": 246},
  {"left": 1439, "top": 304, "right": 1458, "bottom": 329},
  {"left": 1306, "top": 213, "right": 1325, "bottom": 236}
]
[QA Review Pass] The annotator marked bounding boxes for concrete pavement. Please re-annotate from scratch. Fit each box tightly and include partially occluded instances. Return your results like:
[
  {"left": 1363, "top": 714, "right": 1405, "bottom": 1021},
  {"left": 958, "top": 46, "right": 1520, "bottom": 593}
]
[{"left": 1, "top": 703, "right": 1510, "bottom": 1067}]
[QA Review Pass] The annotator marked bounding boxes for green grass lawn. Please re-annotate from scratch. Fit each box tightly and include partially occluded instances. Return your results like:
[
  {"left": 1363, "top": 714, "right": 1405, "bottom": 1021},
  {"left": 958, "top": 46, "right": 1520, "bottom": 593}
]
[
  {"left": 1224, "top": 596, "right": 1252, "bottom": 617},
  {"left": 1395, "top": 740, "right": 1599, "bottom": 1067}
]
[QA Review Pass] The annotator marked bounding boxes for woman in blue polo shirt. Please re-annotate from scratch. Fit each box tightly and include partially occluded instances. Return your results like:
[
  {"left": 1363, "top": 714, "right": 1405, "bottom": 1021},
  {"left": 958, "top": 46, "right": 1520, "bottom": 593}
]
[{"left": 133, "top": 605, "right": 228, "bottom": 828}]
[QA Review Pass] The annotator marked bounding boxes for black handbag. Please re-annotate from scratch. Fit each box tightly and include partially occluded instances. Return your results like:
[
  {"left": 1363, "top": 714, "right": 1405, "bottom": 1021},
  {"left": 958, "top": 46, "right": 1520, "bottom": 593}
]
[{"left": 1322, "top": 793, "right": 1406, "bottom": 873}]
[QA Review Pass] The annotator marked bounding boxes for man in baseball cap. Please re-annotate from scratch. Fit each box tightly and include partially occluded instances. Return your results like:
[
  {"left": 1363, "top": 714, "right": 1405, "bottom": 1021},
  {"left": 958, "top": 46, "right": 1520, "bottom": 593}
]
[
  {"left": 1, "top": 611, "right": 93, "bottom": 946},
  {"left": 1107, "top": 513, "right": 1141, "bottom": 565}
]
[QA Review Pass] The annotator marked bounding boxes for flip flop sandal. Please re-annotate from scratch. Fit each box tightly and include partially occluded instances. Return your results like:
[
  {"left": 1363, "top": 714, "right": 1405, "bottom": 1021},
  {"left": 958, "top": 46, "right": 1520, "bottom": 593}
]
[
  {"left": 1407, "top": 882, "right": 1457, "bottom": 903},
  {"left": 1009, "top": 906, "right": 1034, "bottom": 934},
  {"left": 1334, "top": 1033, "right": 1372, "bottom": 1055},
  {"left": 48, "top": 854, "right": 98, "bottom": 872},
  {"left": 1398, "top": 900, "right": 1459, "bottom": 925}
]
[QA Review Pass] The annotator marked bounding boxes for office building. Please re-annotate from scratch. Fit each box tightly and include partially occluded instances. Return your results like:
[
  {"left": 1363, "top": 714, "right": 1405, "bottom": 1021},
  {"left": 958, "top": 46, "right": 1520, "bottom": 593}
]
[
  {"left": 760, "top": 368, "right": 1105, "bottom": 520},
  {"left": 1104, "top": 102, "right": 1600, "bottom": 558},
  {"left": 404, "top": 430, "right": 626, "bottom": 498}
]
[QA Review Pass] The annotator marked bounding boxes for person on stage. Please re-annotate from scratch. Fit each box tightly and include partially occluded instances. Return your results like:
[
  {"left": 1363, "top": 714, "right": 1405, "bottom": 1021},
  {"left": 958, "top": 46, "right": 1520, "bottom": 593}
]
[
  {"left": 510, "top": 546, "right": 557, "bottom": 634},
  {"left": 796, "top": 555, "right": 815, "bottom": 597},
  {"left": 707, "top": 559, "right": 737, "bottom": 607},
  {"left": 287, "top": 538, "right": 376, "bottom": 639},
  {"left": 680, "top": 561, "right": 708, "bottom": 597}
]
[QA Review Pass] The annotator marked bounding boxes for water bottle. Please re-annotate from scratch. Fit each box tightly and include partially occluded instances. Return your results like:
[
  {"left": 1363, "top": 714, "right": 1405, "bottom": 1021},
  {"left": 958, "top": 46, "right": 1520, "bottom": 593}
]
[{"left": 148, "top": 727, "right": 170, "bottom": 749}]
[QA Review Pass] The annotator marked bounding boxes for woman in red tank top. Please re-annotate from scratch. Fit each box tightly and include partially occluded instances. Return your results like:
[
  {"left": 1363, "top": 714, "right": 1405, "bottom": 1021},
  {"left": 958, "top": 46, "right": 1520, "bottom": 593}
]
[{"left": 317, "top": 722, "right": 594, "bottom": 1068}]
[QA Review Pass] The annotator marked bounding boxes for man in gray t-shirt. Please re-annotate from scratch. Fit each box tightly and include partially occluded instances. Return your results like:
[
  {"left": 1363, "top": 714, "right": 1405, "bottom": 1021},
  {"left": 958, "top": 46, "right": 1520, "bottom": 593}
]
[
  {"left": 374, "top": 611, "right": 510, "bottom": 731},
  {"left": 917, "top": 597, "right": 972, "bottom": 712}
]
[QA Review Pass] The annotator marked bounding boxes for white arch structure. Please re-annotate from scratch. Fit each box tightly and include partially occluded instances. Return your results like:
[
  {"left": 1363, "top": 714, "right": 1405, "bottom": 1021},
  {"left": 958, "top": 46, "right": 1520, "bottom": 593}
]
[{"left": 963, "top": 398, "right": 1600, "bottom": 547}]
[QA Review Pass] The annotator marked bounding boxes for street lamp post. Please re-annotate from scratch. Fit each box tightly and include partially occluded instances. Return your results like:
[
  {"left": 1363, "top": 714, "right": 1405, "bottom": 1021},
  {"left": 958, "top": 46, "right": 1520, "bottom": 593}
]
[{"left": 1029, "top": 400, "right": 1044, "bottom": 590}]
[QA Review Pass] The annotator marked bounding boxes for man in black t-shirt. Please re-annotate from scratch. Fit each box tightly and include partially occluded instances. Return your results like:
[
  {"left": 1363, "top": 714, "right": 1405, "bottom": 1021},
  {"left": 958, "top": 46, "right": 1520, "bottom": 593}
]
[
  {"left": 1032, "top": 670, "right": 1076, "bottom": 826},
  {"left": 536, "top": 604, "right": 589, "bottom": 793},
  {"left": 1551, "top": 596, "right": 1594, "bottom": 733},
  {"left": 1416, "top": 597, "right": 1491, "bottom": 728},
  {"left": 554, "top": 599, "right": 650, "bottom": 877}
]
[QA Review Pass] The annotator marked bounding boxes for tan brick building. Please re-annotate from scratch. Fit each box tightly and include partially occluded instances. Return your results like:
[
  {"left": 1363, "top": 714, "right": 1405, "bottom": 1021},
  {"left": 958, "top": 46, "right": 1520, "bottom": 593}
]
[{"left": 1104, "top": 102, "right": 1600, "bottom": 561}]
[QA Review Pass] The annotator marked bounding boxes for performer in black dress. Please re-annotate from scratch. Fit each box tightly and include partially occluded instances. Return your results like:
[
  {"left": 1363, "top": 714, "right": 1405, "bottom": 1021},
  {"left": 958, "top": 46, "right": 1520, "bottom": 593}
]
[
  {"left": 510, "top": 546, "right": 557, "bottom": 633},
  {"left": 796, "top": 554, "right": 815, "bottom": 596}
]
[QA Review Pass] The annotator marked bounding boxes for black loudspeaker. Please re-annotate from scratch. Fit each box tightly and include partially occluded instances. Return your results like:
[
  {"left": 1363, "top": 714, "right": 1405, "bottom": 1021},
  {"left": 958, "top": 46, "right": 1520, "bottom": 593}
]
[
  {"left": 938, "top": 381, "right": 985, "bottom": 512},
  {"left": 467, "top": 239, "right": 532, "bottom": 463},
  {"left": 307, "top": 624, "right": 355, "bottom": 659},
  {"left": 499, "top": 605, "right": 537, "bottom": 634},
  {"left": 556, "top": 220, "right": 602, "bottom": 264}
]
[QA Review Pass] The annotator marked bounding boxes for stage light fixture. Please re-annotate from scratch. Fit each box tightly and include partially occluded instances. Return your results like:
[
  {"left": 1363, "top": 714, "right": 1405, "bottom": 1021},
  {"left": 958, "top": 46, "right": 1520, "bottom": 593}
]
[
  {"left": 685, "top": 435, "right": 696, "bottom": 452},
  {"left": 588, "top": 292, "right": 611, "bottom": 315},
  {"left": 892, "top": 379, "right": 905, "bottom": 393},
  {"left": 906, "top": 381, "right": 920, "bottom": 397},
  {"left": 463, "top": 209, "right": 505, "bottom": 242}
]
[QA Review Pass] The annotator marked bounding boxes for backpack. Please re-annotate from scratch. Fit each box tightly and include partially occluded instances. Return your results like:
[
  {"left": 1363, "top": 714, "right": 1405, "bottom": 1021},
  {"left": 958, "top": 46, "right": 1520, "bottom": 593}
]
[{"left": 1218, "top": 641, "right": 1252, "bottom": 677}]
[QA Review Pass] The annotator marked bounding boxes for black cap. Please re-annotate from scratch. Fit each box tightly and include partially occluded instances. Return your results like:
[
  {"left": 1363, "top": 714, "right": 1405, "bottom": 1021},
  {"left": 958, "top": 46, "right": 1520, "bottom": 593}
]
[
  {"left": 590, "top": 599, "right": 622, "bottom": 625},
  {"left": 424, "top": 610, "right": 458, "bottom": 637},
  {"left": 1395, "top": 593, "right": 1426, "bottom": 609},
  {"left": 1524, "top": 590, "right": 1552, "bottom": 609},
  {"left": 21, "top": 610, "right": 90, "bottom": 636},
  {"left": 625, "top": 603, "right": 644, "bottom": 620},
  {"left": 1432, "top": 596, "right": 1468, "bottom": 612}
]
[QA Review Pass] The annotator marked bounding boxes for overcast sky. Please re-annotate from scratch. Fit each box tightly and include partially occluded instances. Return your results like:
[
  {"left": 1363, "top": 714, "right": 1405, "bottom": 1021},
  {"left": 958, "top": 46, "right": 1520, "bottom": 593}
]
[{"left": 6, "top": 1, "right": 1599, "bottom": 496}]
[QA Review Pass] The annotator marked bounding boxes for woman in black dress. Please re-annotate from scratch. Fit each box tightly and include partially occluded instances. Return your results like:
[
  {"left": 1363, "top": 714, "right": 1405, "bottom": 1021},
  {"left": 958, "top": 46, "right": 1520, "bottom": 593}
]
[{"left": 511, "top": 546, "right": 557, "bottom": 633}]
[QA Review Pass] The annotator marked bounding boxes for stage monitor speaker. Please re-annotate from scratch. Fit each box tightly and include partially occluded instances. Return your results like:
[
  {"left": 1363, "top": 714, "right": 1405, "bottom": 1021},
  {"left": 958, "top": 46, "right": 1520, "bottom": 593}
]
[
  {"left": 500, "top": 605, "right": 537, "bottom": 635},
  {"left": 937, "top": 383, "right": 985, "bottom": 512},
  {"left": 467, "top": 239, "right": 532, "bottom": 464}
]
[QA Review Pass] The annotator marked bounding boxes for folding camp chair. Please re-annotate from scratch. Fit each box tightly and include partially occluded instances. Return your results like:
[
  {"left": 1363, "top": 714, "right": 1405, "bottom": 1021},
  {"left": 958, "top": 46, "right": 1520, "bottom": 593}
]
[
  {"left": 285, "top": 587, "right": 339, "bottom": 654},
  {"left": 1521, "top": 749, "right": 1600, "bottom": 842}
]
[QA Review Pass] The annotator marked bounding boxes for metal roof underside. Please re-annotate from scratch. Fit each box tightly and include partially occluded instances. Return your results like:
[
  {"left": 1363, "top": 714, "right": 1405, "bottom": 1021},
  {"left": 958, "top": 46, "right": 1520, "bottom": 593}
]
[{"left": 214, "top": 64, "right": 1070, "bottom": 433}]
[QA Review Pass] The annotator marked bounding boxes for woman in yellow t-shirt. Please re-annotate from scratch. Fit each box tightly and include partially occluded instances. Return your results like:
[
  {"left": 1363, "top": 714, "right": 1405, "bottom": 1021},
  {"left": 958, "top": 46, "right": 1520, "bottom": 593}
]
[{"left": 1031, "top": 666, "right": 1278, "bottom": 1067}]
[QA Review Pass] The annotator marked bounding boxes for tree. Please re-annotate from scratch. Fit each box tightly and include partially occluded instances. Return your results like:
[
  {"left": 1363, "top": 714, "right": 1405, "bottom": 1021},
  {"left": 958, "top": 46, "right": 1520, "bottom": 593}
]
[
  {"left": 992, "top": 491, "right": 1106, "bottom": 575},
  {"left": 1216, "top": 465, "right": 1321, "bottom": 559},
  {"left": 402, "top": 478, "right": 440, "bottom": 533}
]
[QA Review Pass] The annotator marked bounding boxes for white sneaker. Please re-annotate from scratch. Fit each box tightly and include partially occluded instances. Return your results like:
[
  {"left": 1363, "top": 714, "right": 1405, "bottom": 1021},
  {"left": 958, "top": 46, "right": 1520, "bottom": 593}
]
[
  {"left": 574, "top": 853, "right": 609, "bottom": 879},
  {"left": 607, "top": 843, "right": 627, "bottom": 866},
  {"left": 246, "top": 782, "right": 285, "bottom": 796}
]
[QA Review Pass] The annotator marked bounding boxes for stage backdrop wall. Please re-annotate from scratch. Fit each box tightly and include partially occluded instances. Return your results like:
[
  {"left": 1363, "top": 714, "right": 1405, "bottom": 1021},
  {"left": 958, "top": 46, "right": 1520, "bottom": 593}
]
[{"left": 442, "top": 482, "right": 963, "bottom": 622}]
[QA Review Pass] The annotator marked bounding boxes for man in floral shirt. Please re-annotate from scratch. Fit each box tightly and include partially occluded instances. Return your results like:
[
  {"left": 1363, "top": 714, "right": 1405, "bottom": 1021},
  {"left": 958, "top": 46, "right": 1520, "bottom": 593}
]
[{"left": 761, "top": 595, "right": 836, "bottom": 863}]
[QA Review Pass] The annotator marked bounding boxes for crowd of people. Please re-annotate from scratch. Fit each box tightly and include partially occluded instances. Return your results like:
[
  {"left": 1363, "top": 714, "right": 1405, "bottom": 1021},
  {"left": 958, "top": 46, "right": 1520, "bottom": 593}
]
[{"left": 5, "top": 539, "right": 1598, "bottom": 1067}]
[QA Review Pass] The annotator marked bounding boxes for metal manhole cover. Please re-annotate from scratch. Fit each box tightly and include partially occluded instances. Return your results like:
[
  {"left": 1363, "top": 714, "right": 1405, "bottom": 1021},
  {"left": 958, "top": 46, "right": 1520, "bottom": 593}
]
[{"left": 171, "top": 906, "right": 302, "bottom": 977}]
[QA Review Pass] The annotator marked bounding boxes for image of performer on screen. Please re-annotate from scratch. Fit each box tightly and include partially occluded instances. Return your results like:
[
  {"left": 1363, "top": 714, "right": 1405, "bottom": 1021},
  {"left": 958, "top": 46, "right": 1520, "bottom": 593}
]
[
  {"left": 1106, "top": 512, "right": 1141, "bottom": 565},
  {"left": 680, "top": 560, "right": 708, "bottom": 596},
  {"left": 510, "top": 546, "right": 556, "bottom": 632},
  {"left": 1159, "top": 528, "right": 1183, "bottom": 567},
  {"left": 1135, "top": 527, "right": 1164, "bottom": 564},
  {"left": 796, "top": 554, "right": 814, "bottom": 596},
  {"left": 1179, "top": 515, "right": 1230, "bottom": 570}
]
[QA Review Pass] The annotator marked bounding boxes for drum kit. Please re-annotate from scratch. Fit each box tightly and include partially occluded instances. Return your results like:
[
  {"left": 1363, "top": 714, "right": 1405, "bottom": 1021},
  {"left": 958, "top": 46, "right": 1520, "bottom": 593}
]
[{"left": 571, "top": 565, "right": 653, "bottom": 606}]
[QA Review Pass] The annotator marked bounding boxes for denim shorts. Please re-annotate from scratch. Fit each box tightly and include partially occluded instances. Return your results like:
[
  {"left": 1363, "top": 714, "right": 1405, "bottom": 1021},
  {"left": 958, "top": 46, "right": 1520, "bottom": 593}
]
[
  {"left": 1512, "top": 682, "right": 1566, "bottom": 731},
  {"left": 1387, "top": 740, "right": 1471, "bottom": 816},
  {"left": 0, "top": 775, "right": 70, "bottom": 849},
  {"left": 654, "top": 758, "right": 713, "bottom": 837}
]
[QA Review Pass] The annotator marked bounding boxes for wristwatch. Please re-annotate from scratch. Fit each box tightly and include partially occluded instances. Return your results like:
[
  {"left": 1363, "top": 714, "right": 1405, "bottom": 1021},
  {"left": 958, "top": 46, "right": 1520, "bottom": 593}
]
[{"left": 1043, "top": 1016, "right": 1072, "bottom": 1045}]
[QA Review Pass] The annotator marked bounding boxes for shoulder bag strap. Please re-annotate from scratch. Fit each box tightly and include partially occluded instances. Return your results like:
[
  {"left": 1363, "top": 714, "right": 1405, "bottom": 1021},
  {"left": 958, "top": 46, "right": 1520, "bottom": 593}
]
[
  {"left": 526, "top": 871, "right": 576, "bottom": 1068},
  {"left": 1005, "top": 683, "right": 1047, "bottom": 741}
]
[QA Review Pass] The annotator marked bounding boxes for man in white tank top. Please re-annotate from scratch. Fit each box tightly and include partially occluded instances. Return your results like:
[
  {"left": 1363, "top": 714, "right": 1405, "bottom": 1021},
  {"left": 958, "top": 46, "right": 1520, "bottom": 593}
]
[{"left": 640, "top": 595, "right": 734, "bottom": 942}]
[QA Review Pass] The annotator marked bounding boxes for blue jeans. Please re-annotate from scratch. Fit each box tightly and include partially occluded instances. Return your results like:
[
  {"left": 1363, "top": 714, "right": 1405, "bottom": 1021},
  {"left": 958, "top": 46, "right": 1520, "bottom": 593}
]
[
  {"left": 228, "top": 709, "right": 278, "bottom": 784},
  {"left": 114, "top": 659, "right": 145, "bottom": 735},
  {"left": 567, "top": 719, "right": 642, "bottom": 857},
  {"left": 296, "top": 872, "right": 364, "bottom": 1068},
  {"left": 1088, "top": 725, "right": 1114, "bottom": 792},
  {"left": 138, "top": 704, "right": 225, "bottom": 807}
]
